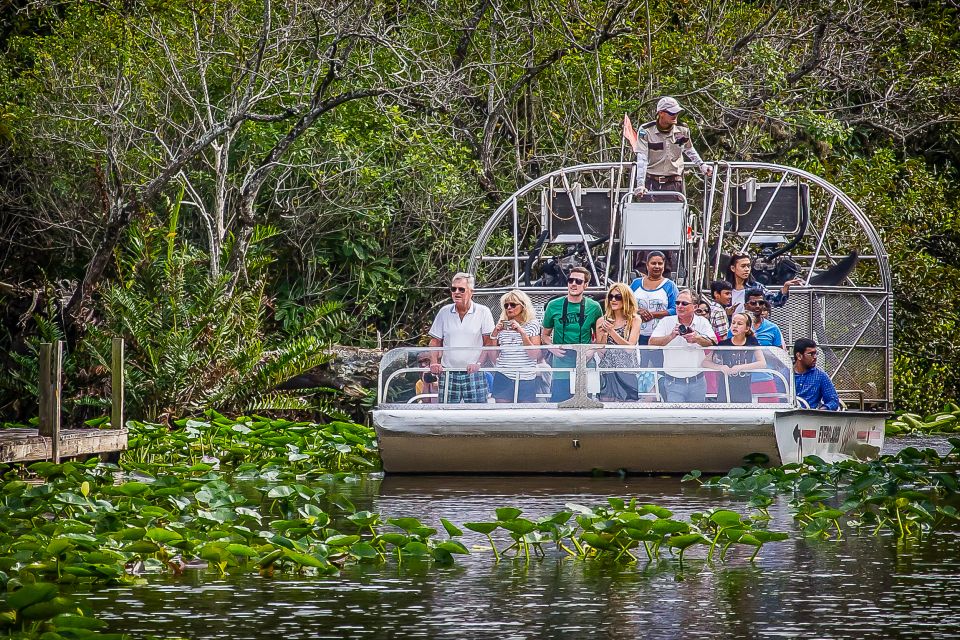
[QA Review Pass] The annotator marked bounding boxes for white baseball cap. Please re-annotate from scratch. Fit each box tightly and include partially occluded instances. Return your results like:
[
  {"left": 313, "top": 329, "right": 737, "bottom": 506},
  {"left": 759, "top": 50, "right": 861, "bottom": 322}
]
[{"left": 656, "top": 96, "right": 683, "bottom": 115}]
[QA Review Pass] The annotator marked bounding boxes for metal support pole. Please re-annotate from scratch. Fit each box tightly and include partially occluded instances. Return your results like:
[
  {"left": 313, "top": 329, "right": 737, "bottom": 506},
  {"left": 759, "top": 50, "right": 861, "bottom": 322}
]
[
  {"left": 558, "top": 346, "right": 603, "bottom": 409},
  {"left": 111, "top": 338, "right": 125, "bottom": 429}
]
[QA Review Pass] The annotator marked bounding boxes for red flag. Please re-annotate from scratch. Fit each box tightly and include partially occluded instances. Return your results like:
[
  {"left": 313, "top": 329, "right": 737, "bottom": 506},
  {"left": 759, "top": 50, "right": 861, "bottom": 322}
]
[{"left": 623, "top": 114, "right": 639, "bottom": 152}]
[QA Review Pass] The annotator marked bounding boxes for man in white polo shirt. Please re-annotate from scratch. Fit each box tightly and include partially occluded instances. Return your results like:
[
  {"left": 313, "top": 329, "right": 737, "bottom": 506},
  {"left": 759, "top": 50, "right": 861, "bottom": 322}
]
[
  {"left": 427, "top": 272, "right": 495, "bottom": 403},
  {"left": 648, "top": 289, "right": 716, "bottom": 402}
]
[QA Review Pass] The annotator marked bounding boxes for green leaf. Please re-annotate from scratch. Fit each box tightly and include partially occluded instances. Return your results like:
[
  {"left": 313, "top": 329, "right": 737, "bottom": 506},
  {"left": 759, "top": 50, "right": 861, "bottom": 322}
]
[
  {"left": 581, "top": 533, "right": 615, "bottom": 550},
  {"left": 495, "top": 507, "right": 522, "bottom": 521},
  {"left": 283, "top": 550, "right": 326, "bottom": 568},
  {"left": 668, "top": 533, "right": 707, "bottom": 550},
  {"left": 378, "top": 533, "right": 409, "bottom": 547},
  {"left": 499, "top": 518, "right": 537, "bottom": 535},
  {"left": 123, "top": 541, "right": 160, "bottom": 554},
  {"left": 324, "top": 535, "right": 360, "bottom": 547},
  {"left": 349, "top": 542, "right": 379, "bottom": 559},
  {"left": 8, "top": 582, "right": 59, "bottom": 610},
  {"left": 20, "top": 596, "right": 76, "bottom": 620},
  {"left": 436, "top": 541, "right": 469, "bottom": 555},
  {"left": 401, "top": 541, "right": 430, "bottom": 557},
  {"left": 266, "top": 485, "right": 296, "bottom": 499},
  {"left": 709, "top": 510, "right": 744, "bottom": 528},
  {"left": 464, "top": 522, "right": 498, "bottom": 535},
  {"left": 115, "top": 482, "right": 151, "bottom": 497},
  {"left": 51, "top": 614, "right": 108, "bottom": 630},
  {"left": 388, "top": 517, "right": 422, "bottom": 532},
  {"left": 440, "top": 518, "right": 463, "bottom": 537},
  {"left": 226, "top": 544, "right": 259, "bottom": 558},
  {"left": 145, "top": 528, "right": 183, "bottom": 544}
]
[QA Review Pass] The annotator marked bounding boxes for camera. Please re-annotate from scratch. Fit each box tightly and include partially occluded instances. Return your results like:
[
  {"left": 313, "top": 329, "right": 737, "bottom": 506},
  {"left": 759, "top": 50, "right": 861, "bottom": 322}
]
[
  {"left": 422, "top": 373, "right": 438, "bottom": 384},
  {"left": 677, "top": 324, "right": 691, "bottom": 335}
]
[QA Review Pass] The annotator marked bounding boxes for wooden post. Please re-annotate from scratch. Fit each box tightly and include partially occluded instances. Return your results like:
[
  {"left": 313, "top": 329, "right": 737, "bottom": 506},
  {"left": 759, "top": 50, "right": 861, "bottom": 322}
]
[
  {"left": 38, "top": 343, "right": 51, "bottom": 435},
  {"left": 38, "top": 341, "right": 63, "bottom": 462},
  {"left": 111, "top": 338, "right": 124, "bottom": 429}
]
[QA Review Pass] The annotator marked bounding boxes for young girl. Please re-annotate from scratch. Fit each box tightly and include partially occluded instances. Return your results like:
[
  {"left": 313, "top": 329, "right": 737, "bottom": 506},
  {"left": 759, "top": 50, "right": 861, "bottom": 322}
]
[
  {"left": 702, "top": 312, "right": 767, "bottom": 403},
  {"left": 727, "top": 253, "right": 801, "bottom": 313},
  {"left": 594, "top": 282, "right": 642, "bottom": 402}
]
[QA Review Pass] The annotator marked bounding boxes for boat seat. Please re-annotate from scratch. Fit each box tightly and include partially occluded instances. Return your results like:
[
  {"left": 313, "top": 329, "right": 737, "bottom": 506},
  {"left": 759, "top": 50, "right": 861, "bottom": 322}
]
[{"left": 622, "top": 201, "right": 686, "bottom": 250}]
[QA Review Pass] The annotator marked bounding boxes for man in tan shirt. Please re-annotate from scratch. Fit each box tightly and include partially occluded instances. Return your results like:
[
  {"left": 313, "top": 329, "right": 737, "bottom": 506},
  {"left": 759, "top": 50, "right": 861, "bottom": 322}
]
[{"left": 633, "top": 96, "right": 713, "bottom": 199}]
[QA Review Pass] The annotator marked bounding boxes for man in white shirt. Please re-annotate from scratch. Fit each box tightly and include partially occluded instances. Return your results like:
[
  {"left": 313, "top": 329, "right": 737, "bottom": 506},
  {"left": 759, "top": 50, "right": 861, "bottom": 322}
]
[
  {"left": 427, "top": 272, "right": 495, "bottom": 403},
  {"left": 648, "top": 289, "right": 716, "bottom": 402}
]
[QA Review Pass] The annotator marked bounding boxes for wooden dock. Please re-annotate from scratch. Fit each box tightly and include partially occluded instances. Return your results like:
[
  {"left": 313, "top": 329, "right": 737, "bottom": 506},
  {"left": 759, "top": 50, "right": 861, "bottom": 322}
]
[
  {"left": 1, "top": 338, "right": 128, "bottom": 464},
  {"left": 0, "top": 427, "right": 128, "bottom": 463}
]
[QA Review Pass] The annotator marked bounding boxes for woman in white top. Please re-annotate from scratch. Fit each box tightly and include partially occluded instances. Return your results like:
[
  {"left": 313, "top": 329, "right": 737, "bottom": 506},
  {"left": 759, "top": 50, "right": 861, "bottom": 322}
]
[
  {"left": 489, "top": 289, "right": 542, "bottom": 403},
  {"left": 629, "top": 251, "right": 678, "bottom": 370}
]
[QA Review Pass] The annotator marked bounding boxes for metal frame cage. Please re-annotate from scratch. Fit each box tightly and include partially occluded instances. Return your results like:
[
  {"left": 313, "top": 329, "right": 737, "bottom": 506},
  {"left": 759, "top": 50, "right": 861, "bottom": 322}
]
[{"left": 467, "top": 162, "right": 892, "bottom": 409}]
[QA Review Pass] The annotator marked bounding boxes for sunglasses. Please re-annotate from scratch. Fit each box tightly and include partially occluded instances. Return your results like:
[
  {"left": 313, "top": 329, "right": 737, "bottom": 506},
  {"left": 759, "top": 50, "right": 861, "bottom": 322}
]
[
  {"left": 607, "top": 293, "right": 623, "bottom": 301},
  {"left": 567, "top": 277, "right": 585, "bottom": 285},
  {"left": 746, "top": 299, "right": 765, "bottom": 306},
  {"left": 450, "top": 286, "right": 467, "bottom": 293},
  {"left": 676, "top": 301, "right": 692, "bottom": 307},
  {"left": 695, "top": 308, "right": 709, "bottom": 315},
  {"left": 503, "top": 302, "right": 521, "bottom": 309}
]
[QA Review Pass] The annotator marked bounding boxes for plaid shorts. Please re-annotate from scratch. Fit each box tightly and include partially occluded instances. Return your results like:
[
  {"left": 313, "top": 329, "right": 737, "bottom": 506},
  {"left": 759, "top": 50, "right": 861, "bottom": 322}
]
[{"left": 438, "top": 371, "right": 488, "bottom": 404}]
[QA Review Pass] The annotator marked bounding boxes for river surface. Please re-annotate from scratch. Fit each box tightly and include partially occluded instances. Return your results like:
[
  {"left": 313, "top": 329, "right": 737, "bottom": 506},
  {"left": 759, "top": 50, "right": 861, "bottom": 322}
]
[{"left": 83, "top": 437, "right": 959, "bottom": 639}]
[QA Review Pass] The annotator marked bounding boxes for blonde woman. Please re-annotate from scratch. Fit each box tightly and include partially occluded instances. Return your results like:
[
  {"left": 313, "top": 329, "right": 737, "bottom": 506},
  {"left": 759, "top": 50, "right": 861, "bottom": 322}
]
[
  {"left": 489, "top": 290, "right": 542, "bottom": 402},
  {"left": 594, "top": 282, "right": 642, "bottom": 402},
  {"left": 701, "top": 311, "right": 766, "bottom": 403}
]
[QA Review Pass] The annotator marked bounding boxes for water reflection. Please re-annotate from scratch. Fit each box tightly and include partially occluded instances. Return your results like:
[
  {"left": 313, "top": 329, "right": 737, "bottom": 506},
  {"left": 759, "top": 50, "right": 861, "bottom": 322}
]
[{"left": 83, "top": 437, "right": 959, "bottom": 639}]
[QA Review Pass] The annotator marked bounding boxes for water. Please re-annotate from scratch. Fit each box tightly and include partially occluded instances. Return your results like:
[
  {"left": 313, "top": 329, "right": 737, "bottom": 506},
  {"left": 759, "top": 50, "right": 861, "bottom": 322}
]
[{"left": 83, "top": 437, "right": 959, "bottom": 639}]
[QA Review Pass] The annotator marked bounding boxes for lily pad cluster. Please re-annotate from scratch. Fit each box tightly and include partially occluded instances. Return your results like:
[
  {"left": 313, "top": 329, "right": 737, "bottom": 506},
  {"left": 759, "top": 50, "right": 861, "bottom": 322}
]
[
  {"left": 465, "top": 500, "right": 787, "bottom": 569},
  {"left": 0, "top": 415, "right": 409, "bottom": 639},
  {"left": 684, "top": 439, "right": 960, "bottom": 541},
  {"left": 123, "top": 412, "right": 379, "bottom": 472},
  {"left": 886, "top": 402, "right": 960, "bottom": 435}
]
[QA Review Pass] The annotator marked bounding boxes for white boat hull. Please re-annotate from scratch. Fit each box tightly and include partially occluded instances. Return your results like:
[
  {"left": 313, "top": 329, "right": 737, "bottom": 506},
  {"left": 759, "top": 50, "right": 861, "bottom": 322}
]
[{"left": 373, "top": 407, "right": 885, "bottom": 474}]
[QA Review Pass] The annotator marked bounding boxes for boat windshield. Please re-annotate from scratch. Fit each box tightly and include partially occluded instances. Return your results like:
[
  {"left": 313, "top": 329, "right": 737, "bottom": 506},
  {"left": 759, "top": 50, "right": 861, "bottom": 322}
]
[{"left": 378, "top": 345, "right": 795, "bottom": 408}]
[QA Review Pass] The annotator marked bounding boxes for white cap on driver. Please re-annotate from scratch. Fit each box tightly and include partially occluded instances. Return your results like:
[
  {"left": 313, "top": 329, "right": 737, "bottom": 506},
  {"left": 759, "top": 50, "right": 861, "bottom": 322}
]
[{"left": 656, "top": 96, "right": 683, "bottom": 115}]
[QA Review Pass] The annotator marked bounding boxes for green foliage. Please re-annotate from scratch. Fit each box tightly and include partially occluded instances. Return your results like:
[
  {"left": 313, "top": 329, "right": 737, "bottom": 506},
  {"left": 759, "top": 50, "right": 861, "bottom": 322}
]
[
  {"left": 2, "top": 0, "right": 960, "bottom": 418},
  {"left": 91, "top": 209, "right": 347, "bottom": 421},
  {"left": 686, "top": 440, "right": 960, "bottom": 542},
  {"left": 122, "top": 413, "right": 379, "bottom": 472},
  {"left": 886, "top": 401, "right": 960, "bottom": 436},
  {"left": 465, "top": 499, "right": 786, "bottom": 567}
]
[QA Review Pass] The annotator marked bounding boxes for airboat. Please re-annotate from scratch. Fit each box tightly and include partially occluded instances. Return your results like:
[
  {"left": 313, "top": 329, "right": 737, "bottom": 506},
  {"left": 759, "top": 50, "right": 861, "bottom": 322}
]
[{"left": 373, "top": 161, "right": 890, "bottom": 473}]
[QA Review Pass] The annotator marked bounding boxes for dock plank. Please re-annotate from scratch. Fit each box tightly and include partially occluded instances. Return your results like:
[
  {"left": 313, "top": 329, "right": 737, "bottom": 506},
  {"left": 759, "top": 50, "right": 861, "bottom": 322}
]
[{"left": 0, "top": 428, "right": 128, "bottom": 463}]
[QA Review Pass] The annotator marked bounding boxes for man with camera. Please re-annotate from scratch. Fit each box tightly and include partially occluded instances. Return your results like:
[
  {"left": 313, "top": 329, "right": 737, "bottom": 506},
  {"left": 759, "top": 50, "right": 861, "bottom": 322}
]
[{"left": 648, "top": 289, "right": 716, "bottom": 402}]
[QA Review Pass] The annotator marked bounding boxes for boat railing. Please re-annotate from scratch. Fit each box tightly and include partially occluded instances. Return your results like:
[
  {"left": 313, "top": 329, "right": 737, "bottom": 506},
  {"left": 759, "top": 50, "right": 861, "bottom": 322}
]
[{"left": 378, "top": 345, "right": 795, "bottom": 408}]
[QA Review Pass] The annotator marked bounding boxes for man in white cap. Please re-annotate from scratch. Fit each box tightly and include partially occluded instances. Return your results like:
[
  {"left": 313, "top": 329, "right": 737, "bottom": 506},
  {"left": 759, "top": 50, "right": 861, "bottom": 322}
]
[{"left": 633, "top": 96, "right": 713, "bottom": 199}]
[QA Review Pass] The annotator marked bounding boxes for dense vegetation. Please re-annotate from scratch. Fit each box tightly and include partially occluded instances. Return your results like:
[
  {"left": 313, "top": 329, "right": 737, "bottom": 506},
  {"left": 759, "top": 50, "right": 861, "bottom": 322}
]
[{"left": 0, "top": 0, "right": 959, "bottom": 420}]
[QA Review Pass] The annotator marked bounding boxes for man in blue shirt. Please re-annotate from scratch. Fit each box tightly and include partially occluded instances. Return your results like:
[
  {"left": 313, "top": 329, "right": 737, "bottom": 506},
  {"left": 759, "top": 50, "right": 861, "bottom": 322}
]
[{"left": 792, "top": 338, "right": 840, "bottom": 410}]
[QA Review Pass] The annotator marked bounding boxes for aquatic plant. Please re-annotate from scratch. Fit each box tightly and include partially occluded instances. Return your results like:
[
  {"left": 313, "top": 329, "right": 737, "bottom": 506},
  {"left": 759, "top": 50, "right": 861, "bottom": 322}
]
[
  {"left": 886, "top": 402, "right": 960, "bottom": 435},
  {"left": 121, "top": 412, "right": 379, "bottom": 473},
  {"left": 465, "top": 499, "right": 787, "bottom": 568},
  {"left": 684, "top": 438, "right": 960, "bottom": 542}
]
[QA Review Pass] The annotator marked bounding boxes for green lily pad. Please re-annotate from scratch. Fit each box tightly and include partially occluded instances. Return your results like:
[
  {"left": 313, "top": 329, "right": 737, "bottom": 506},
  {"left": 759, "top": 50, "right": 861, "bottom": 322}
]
[{"left": 8, "top": 582, "right": 59, "bottom": 610}]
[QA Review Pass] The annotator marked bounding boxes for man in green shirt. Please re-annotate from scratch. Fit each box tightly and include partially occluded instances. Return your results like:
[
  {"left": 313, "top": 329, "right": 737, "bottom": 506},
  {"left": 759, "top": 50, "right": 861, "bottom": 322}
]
[{"left": 541, "top": 266, "right": 603, "bottom": 401}]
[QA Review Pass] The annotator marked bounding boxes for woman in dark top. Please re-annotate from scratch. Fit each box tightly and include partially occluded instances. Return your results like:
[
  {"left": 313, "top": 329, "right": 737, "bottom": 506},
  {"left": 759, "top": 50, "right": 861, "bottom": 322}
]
[{"left": 702, "top": 312, "right": 767, "bottom": 403}]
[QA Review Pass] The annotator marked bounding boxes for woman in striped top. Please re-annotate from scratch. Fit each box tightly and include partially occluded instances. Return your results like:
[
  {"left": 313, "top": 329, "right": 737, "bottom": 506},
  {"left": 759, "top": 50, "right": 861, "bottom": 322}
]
[{"left": 490, "top": 289, "right": 542, "bottom": 403}]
